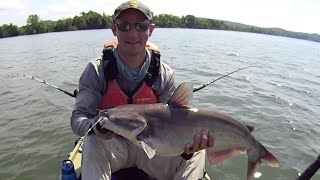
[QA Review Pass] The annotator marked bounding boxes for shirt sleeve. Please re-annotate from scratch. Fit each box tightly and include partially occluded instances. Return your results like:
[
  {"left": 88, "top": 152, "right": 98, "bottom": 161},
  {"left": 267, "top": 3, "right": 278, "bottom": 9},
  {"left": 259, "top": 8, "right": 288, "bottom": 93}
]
[
  {"left": 153, "top": 61, "right": 177, "bottom": 103},
  {"left": 70, "top": 58, "right": 106, "bottom": 136}
]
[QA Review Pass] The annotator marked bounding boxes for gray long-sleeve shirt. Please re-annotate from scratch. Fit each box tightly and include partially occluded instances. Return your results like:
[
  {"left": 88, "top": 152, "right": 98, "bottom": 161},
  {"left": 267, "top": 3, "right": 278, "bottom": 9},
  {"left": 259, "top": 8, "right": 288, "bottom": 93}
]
[{"left": 71, "top": 49, "right": 176, "bottom": 137}]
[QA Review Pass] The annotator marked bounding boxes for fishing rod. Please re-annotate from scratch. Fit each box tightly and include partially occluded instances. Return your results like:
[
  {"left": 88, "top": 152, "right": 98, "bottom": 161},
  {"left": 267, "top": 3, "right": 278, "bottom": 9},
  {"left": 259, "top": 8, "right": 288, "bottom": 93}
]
[
  {"left": 17, "top": 73, "right": 78, "bottom": 98},
  {"left": 18, "top": 66, "right": 258, "bottom": 99},
  {"left": 297, "top": 154, "right": 320, "bottom": 180},
  {"left": 193, "top": 66, "right": 259, "bottom": 92}
]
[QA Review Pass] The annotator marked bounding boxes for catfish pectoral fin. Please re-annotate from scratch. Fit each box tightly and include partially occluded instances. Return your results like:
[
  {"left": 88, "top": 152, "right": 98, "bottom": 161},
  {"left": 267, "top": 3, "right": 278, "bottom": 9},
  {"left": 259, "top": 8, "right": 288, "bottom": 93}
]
[
  {"left": 140, "top": 139, "right": 156, "bottom": 159},
  {"left": 206, "top": 147, "right": 247, "bottom": 164}
]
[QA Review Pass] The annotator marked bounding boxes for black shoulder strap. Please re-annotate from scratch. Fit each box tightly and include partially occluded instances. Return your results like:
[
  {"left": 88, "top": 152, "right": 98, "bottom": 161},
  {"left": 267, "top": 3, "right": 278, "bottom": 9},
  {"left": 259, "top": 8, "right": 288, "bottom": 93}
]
[
  {"left": 102, "top": 46, "right": 118, "bottom": 82},
  {"left": 144, "top": 49, "right": 160, "bottom": 86}
]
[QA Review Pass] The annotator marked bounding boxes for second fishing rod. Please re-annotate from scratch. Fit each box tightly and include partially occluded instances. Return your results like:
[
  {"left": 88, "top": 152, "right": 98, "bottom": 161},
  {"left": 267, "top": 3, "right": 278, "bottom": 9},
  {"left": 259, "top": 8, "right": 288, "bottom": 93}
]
[{"left": 19, "top": 66, "right": 258, "bottom": 98}]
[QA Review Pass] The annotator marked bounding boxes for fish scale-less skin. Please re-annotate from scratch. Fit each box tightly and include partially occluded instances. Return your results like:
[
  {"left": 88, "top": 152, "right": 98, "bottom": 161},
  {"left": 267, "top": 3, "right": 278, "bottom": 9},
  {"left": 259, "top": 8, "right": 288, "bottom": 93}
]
[
  {"left": 101, "top": 103, "right": 254, "bottom": 157},
  {"left": 154, "top": 106, "right": 250, "bottom": 156},
  {"left": 98, "top": 82, "right": 279, "bottom": 180}
]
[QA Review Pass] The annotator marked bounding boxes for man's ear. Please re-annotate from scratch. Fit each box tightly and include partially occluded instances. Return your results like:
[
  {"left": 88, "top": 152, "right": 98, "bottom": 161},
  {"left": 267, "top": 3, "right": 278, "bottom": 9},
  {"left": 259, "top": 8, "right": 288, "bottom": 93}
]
[
  {"left": 148, "top": 23, "right": 155, "bottom": 37},
  {"left": 110, "top": 23, "right": 117, "bottom": 36}
]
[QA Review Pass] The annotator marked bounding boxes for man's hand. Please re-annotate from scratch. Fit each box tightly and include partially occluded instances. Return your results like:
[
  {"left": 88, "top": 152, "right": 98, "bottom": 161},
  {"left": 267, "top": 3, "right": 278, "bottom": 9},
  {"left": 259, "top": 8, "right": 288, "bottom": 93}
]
[
  {"left": 92, "top": 116, "right": 115, "bottom": 140},
  {"left": 184, "top": 131, "right": 214, "bottom": 154}
]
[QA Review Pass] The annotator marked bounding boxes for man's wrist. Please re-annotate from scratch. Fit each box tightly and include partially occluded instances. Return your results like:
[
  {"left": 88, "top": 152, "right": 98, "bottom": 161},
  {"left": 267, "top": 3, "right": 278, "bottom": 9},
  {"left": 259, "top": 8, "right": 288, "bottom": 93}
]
[
  {"left": 96, "top": 121, "right": 111, "bottom": 134},
  {"left": 181, "top": 152, "right": 194, "bottom": 160}
]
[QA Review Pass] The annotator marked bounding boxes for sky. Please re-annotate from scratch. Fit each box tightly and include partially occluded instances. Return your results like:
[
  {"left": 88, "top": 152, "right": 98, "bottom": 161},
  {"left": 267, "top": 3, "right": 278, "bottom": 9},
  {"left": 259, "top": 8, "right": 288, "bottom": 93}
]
[{"left": 0, "top": 0, "right": 319, "bottom": 34}]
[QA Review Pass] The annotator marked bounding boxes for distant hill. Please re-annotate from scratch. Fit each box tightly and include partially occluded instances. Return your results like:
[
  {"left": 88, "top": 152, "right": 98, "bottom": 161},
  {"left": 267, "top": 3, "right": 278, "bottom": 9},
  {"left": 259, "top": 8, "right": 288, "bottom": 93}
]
[{"left": 224, "top": 21, "right": 320, "bottom": 43}]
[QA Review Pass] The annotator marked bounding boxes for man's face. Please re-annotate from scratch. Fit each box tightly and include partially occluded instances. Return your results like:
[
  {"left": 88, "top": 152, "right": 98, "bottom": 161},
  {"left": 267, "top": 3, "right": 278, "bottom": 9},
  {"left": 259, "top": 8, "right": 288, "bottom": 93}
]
[{"left": 112, "top": 9, "right": 155, "bottom": 57}]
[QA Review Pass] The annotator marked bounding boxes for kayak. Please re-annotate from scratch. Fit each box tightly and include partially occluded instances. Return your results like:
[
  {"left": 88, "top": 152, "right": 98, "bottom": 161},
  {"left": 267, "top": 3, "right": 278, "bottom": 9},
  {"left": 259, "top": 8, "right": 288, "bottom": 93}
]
[
  {"left": 66, "top": 137, "right": 212, "bottom": 180},
  {"left": 67, "top": 137, "right": 84, "bottom": 178}
]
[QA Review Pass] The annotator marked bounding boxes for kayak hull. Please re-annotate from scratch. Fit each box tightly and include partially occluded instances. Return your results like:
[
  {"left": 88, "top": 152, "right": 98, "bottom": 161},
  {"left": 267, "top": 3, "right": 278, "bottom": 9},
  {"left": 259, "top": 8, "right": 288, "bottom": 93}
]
[{"left": 66, "top": 137, "right": 211, "bottom": 180}]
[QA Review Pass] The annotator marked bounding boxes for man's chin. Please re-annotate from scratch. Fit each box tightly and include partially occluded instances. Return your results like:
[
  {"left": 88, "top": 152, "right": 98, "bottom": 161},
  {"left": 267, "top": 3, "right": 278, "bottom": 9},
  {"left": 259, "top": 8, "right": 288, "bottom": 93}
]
[{"left": 126, "top": 47, "right": 145, "bottom": 54}]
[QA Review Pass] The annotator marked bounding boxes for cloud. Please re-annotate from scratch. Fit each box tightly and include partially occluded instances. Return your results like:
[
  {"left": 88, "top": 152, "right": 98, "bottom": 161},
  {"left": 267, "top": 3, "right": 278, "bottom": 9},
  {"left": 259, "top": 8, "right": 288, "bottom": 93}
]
[
  {"left": 0, "top": 0, "right": 28, "bottom": 10},
  {"left": 32, "top": 0, "right": 121, "bottom": 22},
  {"left": 47, "top": 0, "right": 118, "bottom": 16},
  {"left": 0, "top": 0, "right": 29, "bottom": 25}
]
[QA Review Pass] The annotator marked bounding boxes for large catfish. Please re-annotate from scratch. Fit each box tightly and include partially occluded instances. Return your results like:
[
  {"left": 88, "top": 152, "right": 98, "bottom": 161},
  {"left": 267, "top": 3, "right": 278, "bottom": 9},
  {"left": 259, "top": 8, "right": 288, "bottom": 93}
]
[{"left": 98, "top": 82, "right": 279, "bottom": 180}]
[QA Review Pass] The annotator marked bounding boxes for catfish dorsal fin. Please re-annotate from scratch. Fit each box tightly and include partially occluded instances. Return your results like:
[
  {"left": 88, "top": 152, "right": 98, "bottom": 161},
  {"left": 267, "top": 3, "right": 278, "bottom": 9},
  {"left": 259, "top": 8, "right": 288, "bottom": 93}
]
[
  {"left": 246, "top": 125, "right": 254, "bottom": 132},
  {"left": 167, "top": 82, "right": 193, "bottom": 107}
]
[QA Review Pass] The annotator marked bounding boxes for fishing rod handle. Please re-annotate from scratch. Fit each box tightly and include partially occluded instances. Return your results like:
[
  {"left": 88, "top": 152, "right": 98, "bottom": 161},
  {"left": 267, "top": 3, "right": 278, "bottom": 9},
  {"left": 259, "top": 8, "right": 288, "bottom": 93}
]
[{"left": 297, "top": 154, "right": 320, "bottom": 180}]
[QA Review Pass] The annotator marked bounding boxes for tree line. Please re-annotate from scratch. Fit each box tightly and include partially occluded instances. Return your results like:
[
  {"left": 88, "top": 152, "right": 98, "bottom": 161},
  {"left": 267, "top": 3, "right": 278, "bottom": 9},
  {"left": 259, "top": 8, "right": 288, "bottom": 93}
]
[
  {"left": 0, "top": 11, "right": 226, "bottom": 37},
  {"left": 1, "top": 11, "right": 319, "bottom": 43},
  {"left": 0, "top": 11, "right": 112, "bottom": 37}
]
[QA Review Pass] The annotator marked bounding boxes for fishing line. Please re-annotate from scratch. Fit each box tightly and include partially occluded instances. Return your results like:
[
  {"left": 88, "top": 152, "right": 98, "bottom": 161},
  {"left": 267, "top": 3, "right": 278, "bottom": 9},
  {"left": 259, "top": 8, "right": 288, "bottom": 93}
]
[
  {"left": 17, "top": 73, "right": 108, "bottom": 137},
  {"left": 193, "top": 66, "right": 260, "bottom": 92},
  {"left": 17, "top": 66, "right": 259, "bottom": 140},
  {"left": 16, "top": 73, "right": 78, "bottom": 98},
  {"left": 18, "top": 66, "right": 259, "bottom": 98},
  {"left": 83, "top": 117, "right": 104, "bottom": 137}
]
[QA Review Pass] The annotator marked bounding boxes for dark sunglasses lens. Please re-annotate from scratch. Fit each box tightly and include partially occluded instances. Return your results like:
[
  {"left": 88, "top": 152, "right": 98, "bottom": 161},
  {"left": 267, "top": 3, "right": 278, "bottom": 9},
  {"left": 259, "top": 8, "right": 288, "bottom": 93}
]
[
  {"left": 117, "top": 22, "right": 130, "bottom": 32},
  {"left": 136, "top": 23, "right": 150, "bottom": 32}
]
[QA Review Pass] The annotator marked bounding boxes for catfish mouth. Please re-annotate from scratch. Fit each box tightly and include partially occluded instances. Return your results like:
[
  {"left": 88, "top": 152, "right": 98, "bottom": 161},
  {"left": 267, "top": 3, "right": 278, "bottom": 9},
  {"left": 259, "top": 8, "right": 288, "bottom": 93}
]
[
  {"left": 128, "top": 124, "right": 146, "bottom": 139},
  {"left": 99, "top": 116, "right": 147, "bottom": 140},
  {"left": 98, "top": 110, "right": 109, "bottom": 118},
  {"left": 98, "top": 110, "right": 148, "bottom": 140},
  {"left": 122, "top": 118, "right": 147, "bottom": 139}
]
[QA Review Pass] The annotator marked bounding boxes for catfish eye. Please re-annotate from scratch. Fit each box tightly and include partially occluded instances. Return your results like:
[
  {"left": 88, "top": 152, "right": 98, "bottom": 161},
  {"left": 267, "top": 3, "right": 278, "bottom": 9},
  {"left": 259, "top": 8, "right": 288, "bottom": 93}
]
[
  {"left": 99, "top": 110, "right": 108, "bottom": 117},
  {"left": 109, "top": 115, "right": 115, "bottom": 121}
]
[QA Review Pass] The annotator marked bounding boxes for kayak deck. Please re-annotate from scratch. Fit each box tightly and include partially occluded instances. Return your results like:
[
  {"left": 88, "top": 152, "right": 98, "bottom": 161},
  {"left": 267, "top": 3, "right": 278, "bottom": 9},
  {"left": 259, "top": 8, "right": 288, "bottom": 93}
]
[{"left": 67, "top": 137, "right": 211, "bottom": 180}]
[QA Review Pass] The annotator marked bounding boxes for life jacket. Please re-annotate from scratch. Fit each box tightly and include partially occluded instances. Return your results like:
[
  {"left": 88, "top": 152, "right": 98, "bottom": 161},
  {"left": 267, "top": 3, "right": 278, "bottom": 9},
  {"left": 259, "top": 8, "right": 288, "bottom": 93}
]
[{"left": 98, "top": 40, "right": 160, "bottom": 109}]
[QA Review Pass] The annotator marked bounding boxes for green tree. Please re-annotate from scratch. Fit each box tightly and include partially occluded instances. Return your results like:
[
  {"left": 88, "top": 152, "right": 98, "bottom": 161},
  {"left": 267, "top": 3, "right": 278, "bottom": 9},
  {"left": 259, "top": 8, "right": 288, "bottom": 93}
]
[
  {"left": 194, "top": 18, "right": 210, "bottom": 29},
  {"left": 53, "top": 18, "right": 76, "bottom": 32},
  {"left": 154, "top": 14, "right": 181, "bottom": 28},
  {"left": 80, "top": 11, "right": 103, "bottom": 29},
  {"left": 24, "top": 14, "right": 46, "bottom": 34},
  {"left": 183, "top": 15, "right": 196, "bottom": 28},
  {"left": 0, "top": 24, "right": 19, "bottom": 37},
  {"left": 73, "top": 15, "right": 87, "bottom": 30},
  {"left": 102, "top": 13, "right": 112, "bottom": 28}
]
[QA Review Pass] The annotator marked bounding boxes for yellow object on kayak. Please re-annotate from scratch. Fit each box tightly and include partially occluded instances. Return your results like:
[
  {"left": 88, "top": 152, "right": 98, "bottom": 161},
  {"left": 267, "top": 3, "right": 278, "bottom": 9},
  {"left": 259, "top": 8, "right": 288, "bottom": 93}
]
[{"left": 68, "top": 137, "right": 83, "bottom": 177}]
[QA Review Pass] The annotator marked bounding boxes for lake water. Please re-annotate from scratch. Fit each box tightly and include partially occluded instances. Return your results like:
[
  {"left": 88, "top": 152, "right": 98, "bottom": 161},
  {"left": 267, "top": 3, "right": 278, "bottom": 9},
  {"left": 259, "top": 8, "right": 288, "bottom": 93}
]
[{"left": 0, "top": 28, "right": 319, "bottom": 180}]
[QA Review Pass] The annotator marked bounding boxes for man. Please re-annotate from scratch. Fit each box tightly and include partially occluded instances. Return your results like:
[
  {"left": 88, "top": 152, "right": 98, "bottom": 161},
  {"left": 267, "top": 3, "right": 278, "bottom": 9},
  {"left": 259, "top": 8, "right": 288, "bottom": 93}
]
[{"left": 71, "top": 1, "right": 214, "bottom": 179}]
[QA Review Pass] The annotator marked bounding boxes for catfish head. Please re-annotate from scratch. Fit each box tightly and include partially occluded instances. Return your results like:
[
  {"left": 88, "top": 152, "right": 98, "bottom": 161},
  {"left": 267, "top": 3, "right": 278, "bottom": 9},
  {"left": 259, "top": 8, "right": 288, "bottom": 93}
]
[{"left": 98, "top": 106, "right": 148, "bottom": 140}]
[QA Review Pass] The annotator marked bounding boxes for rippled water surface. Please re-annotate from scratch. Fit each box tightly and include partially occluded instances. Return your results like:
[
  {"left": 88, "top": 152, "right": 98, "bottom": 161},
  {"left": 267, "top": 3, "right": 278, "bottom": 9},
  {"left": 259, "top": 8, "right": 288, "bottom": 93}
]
[{"left": 0, "top": 29, "right": 319, "bottom": 180}]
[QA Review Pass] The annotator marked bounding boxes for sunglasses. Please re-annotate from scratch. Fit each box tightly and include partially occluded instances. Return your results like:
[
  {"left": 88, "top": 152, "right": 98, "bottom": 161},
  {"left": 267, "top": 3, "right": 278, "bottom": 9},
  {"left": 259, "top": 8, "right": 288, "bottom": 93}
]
[{"left": 115, "top": 21, "right": 151, "bottom": 32}]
